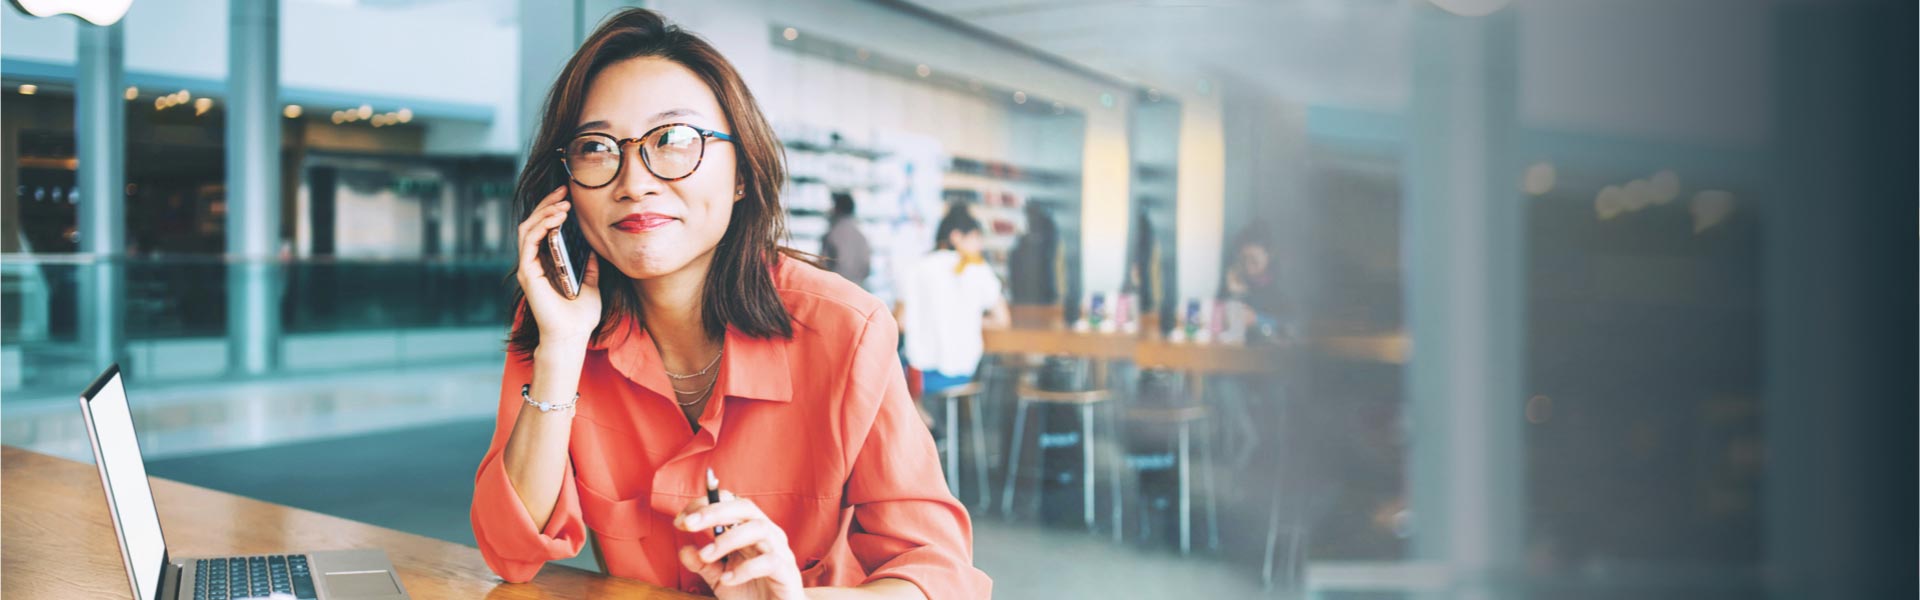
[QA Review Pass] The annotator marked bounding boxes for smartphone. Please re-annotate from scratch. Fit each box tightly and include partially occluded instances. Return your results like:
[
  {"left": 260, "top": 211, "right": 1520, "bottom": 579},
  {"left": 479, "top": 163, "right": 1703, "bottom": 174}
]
[{"left": 539, "top": 209, "right": 591, "bottom": 300}]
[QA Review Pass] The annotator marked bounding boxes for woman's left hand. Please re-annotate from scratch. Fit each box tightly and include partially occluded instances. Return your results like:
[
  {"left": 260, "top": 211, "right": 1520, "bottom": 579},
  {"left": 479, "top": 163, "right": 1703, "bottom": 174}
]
[{"left": 675, "top": 491, "right": 806, "bottom": 600}]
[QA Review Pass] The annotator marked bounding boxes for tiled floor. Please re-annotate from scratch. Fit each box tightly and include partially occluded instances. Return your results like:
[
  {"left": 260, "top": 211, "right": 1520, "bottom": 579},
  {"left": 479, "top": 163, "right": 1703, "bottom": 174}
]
[
  {"left": 6, "top": 362, "right": 1278, "bottom": 598},
  {"left": 971, "top": 520, "right": 1270, "bottom": 598}
]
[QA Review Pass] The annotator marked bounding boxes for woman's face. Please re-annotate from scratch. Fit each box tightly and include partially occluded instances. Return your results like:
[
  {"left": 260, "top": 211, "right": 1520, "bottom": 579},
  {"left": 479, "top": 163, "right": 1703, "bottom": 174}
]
[
  {"left": 950, "top": 229, "right": 984, "bottom": 256},
  {"left": 569, "top": 56, "right": 739, "bottom": 281},
  {"left": 1239, "top": 243, "right": 1270, "bottom": 276}
]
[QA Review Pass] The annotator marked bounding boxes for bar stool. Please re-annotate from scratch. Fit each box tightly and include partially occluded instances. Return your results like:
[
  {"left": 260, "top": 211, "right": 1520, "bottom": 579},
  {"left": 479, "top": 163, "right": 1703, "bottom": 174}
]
[
  {"left": 999, "top": 380, "right": 1121, "bottom": 533},
  {"left": 928, "top": 382, "right": 992, "bottom": 508},
  {"left": 1123, "top": 403, "right": 1219, "bottom": 554}
]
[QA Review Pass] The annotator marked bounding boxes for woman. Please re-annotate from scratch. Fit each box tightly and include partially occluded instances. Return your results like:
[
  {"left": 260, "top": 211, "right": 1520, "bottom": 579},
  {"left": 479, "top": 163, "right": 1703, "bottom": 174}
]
[
  {"left": 1007, "top": 203, "right": 1059, "bottom": 305},
  {"left": 820, "top": 191, "right": 872, "bottom": 288},
  {"left": 1123, "top": 212, "right": 1161, "bottom": 316},
  {"left": 470, "top": 9, "right": 989, "bottom": 599},
  {"left": 899, "top": 204, "right": 1010, "bottom": 395},
  {"left": 1220, "top": 220, "right": 1286, "bottom": 320}
]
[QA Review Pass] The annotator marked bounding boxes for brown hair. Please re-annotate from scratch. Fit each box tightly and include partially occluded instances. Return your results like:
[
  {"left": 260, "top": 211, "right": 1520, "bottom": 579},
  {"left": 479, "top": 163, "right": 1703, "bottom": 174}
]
[
  {"left": 506, "top": 8, "right": 798, "bottom": 355},
  {"left": 934, "top": 201, "right": 982, "bottom": 251}
]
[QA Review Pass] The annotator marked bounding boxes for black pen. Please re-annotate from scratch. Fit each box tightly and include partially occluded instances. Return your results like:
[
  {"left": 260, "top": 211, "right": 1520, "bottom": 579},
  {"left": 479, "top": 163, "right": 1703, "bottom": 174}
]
[{"left": 705, "top": 467, "right": 726, "bottom": 537}]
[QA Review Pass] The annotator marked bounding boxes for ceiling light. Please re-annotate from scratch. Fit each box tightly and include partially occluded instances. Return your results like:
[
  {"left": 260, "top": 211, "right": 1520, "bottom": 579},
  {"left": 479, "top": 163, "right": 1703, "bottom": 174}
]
[
  {"left": 1648, "top": 170, "right": 1680, "bottom": 204},
  {"left": 1521, "top": 162, "right": 1555, "bottom": 196},
  {"left": 1690, "top": 190, "right": 1734, "bottom": 233},
  {"left": 1622, "top": 178, "right": 1652, "bottom": 211},
  {"left": 1595, "top": 185, "right": 1624, "bottom": 220}
]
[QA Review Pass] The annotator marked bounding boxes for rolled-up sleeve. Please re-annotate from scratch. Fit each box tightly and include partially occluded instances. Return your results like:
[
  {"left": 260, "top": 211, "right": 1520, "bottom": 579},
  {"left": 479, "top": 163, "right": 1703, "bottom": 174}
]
[
  {"left": 469, "top": 351, "right": 587, "bottom": 583},
  {"left": 841, "top": 310, "right": 993, "bottom": 599}
]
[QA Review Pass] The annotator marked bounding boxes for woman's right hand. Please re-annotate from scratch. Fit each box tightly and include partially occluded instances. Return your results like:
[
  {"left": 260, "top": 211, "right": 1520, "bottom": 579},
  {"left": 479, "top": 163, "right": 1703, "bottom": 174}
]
[{"left": 516, "top": 185, "right": 603, "bottom": 348}]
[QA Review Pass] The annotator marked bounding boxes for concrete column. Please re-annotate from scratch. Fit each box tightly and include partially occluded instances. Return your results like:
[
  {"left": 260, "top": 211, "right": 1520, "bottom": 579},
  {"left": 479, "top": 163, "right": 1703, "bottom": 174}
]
[
  {"left": 225, "top": 0, "right": 281, "bottom": 374},
  {"left": 1174, "top": 90, "right": 1224, "bottom": 308},
  {"left": 77, "top": 20, "right": 127, "bottom": 372},
  {"left": 1402, "top": 5, "right": 1524, "bottom": 599},
  {"left": 1, "top": 87, "right": 21, "bottom": 254},
  {"left": 518, "top": 0, "right": 589, "bottom": 164},
  {"left": 1761, "top": 4, "right": 1912, "bottom": 598},
  {"left": 1079, "top": 105, "right": 1132, "bottom": 296}
]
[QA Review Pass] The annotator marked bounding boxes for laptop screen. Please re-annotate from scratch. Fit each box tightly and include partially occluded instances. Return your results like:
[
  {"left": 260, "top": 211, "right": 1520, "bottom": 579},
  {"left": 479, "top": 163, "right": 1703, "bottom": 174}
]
[{"left": 80, "top": 366, "right": 168, "bottom": 600}]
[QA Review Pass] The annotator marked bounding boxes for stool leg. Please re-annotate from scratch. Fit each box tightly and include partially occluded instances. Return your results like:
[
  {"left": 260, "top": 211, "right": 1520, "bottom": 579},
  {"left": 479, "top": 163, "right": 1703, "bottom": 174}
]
[
  {"left": 1178, "top": 421, "right": 1192, "bottom": 555},
  {"left": 1202, "top": 419, "right": 1220, "bottom": 552},
  {"left": 968, "top": 394, "right": 991, "bottom": 509},
  {"left": 945, "top": 395, "right": 960, "bottom": 497},
  {"left": 1285, "top": 523, "right": 1307, "bottom": 592},
  {"left": 1109, "top": 403, "right": 1123, "bottom": 543},
  {"left": 1262, "top": 493, "right": 1280, "bottom": 589},
  {"left": 1080, "top": 403, "right": 1095, "bottom": 531},
  {"left": 1001, "top": 399, "right": 1030, "bottom": 519}
]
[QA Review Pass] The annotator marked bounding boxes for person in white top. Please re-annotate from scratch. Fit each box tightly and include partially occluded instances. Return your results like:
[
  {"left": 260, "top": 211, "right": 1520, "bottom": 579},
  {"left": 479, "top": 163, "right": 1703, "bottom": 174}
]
[{"left": 899, "top": 203, "right": 1010, "bottom": 394}]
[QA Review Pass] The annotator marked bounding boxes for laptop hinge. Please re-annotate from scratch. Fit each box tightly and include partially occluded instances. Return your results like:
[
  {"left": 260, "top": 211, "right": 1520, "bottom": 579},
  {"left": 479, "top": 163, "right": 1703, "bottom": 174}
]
[{"left": 157, "top": 552, "right": 181, "bottom": 600}]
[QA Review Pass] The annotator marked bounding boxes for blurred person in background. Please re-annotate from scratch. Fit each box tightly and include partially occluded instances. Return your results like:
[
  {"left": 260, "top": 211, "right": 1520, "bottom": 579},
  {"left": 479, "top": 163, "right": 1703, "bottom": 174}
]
[
  {"left": 470, "top": 9, "right": 988, "bottom": 599},
  {"left": 1219, "top": 220, "right": 1287, "bottom": 324},
  {"left": 899, "top": 203, "right": 1010, "bottom": 397},
  {"left": 1124, "top": 212, "right": 1161, "bottom": 319},
  {"left": 820, "top": 190, "right": 872, "bottom": 288},
  {"left": 1008, "top": 203, "right": 1060, "bottom": 305}
]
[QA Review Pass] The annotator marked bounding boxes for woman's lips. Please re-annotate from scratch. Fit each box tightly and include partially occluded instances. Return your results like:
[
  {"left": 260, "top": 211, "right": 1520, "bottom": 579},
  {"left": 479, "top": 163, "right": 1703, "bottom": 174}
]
[{"left": 612, "top": 214, "right": 676, "bottom": 233}]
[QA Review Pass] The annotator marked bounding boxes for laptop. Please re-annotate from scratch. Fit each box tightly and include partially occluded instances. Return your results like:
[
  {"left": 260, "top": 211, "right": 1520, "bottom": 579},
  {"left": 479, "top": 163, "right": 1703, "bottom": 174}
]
[{"left": 79, "top": 364, "right": 410, "bottom": 600}]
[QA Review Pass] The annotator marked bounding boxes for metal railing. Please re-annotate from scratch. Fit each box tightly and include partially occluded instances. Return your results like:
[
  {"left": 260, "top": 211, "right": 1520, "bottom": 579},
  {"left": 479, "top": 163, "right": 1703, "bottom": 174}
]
[{"left": 1, "top": 254, "right": 518, "bottom": 398}]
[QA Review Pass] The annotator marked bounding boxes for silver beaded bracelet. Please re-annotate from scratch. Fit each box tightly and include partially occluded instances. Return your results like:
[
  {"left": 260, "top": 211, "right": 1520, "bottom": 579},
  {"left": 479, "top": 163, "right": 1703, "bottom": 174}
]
[{"left": 521, "top": 384, "right": 578, "bottom": 413}]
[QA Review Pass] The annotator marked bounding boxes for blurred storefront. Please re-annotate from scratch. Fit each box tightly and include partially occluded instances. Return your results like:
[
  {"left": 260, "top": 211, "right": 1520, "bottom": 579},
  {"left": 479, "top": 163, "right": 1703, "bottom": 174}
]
[{"left": 1, "top": 1, "right": 1909, "bottom": 599}]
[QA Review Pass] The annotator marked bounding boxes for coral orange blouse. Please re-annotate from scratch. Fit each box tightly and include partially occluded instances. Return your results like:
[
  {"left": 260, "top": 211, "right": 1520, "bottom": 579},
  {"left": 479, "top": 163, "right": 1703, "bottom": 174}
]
[{"left": 470, "top": 258, "right": 990, "bottom": 599}]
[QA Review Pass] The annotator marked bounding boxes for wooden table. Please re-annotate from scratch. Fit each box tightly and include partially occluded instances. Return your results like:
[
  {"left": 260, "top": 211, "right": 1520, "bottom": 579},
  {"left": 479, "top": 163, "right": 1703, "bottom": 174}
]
[
  {"left": 983, "top": 324, "right": 1294, "bottom": 409},
  {"left": 0, "top": 446, "right": 701, "bottom": 600},
  {"left": 981, "top": 326, "right": 1139, "bottom": 362},
  {"left": 983, "top": 326, "right": 1288, "bottom": 375}
]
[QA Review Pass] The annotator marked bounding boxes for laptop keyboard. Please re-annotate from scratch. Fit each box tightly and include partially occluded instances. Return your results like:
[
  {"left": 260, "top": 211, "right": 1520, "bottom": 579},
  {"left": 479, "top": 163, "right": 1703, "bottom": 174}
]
[{"left": 191, "top": 554, "right": 316, "bottom": 600}]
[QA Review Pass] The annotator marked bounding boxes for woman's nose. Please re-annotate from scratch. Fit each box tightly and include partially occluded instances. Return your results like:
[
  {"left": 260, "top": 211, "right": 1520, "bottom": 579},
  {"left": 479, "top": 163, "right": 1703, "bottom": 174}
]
[{"left": 613, "top": 144, "right": 667, "bottom": 201}]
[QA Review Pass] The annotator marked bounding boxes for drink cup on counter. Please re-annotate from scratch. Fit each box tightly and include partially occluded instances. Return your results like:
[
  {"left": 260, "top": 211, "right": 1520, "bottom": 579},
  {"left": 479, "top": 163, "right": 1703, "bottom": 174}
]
[
  {"left": 1088, "top": 292, "right": 1108, "bottom": 331},
  {"left": 1180, "top": 298, "right": 1203, "bottom": 343}
]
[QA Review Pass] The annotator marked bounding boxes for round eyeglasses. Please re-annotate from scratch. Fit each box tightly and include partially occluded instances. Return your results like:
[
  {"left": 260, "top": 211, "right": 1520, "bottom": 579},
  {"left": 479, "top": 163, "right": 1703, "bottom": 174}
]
[{"left": 556, "top": 123, "right": 736, "bottom": 188}]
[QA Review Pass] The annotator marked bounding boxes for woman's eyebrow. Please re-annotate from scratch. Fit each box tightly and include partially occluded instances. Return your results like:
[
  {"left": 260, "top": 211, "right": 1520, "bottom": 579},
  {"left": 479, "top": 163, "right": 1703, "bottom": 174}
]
[
  {"left": 647, "top": 108, "right": 702, "bottom": 122},
  {"left": 572, "top": 120, "right": 610, "bottom": 135},
  {"left": 571, "top": 109, "right": 705, "bottom": 136}
]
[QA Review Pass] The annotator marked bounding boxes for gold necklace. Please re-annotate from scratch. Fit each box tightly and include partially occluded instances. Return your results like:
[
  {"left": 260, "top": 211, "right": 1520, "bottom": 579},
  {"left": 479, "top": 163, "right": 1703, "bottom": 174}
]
[
  {"left": 666, "top": 347, "right": 724, "bottom": 380},
  {"left": 671, "top": 372, "right": 718, "bottom": 407}
]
